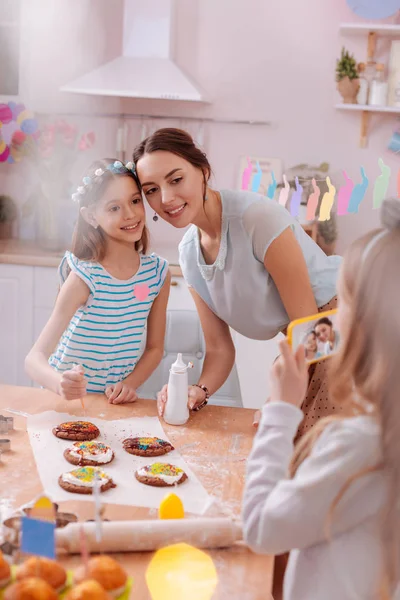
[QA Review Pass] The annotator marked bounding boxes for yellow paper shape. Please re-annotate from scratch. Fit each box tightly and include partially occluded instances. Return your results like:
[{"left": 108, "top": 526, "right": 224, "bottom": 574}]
[
  {"left": 146, "top": 543, "right": 218, "bottom": 600},
  {"left": 158, "top": 493, "right": 184, "bottom": 520},
  {"left": 29, "top": 495, "right": 56, "bottom": 522}
]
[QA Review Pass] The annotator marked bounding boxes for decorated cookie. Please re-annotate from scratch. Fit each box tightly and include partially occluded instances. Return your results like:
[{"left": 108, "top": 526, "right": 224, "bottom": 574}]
[
  {"left": 58, "top": 466, "right": 116, "bottom": 495},
  {"left": 64, "top": 441, "right": 114, "bottom": 466},
  {"left": 123, "top": 437, "right": 174, "bottom": 457},
  {"left": 135, "top": 463, "right": 187, "bottom": 487},
  {"left": 52, "top": 421, "right": 100, "bottom": 441}
]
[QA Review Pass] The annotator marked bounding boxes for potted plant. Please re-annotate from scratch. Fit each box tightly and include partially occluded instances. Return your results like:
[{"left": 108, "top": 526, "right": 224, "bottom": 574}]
[
  {"left": 336, "top": 47, "right": 360, "bottom": 104},
  {"left": 0, "top": 195, "right": 17, "bottom": 240}
]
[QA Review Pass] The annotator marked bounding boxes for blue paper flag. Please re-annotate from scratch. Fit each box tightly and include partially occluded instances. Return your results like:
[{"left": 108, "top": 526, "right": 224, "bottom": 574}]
[{"left": 21, "top": 516, "right": 56, "bottom": 559}]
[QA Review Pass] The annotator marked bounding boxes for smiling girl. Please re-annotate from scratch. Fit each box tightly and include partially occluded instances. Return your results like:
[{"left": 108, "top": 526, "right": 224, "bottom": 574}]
[{"left": 25, "top": 159, "right": 170, "bottom": 404}]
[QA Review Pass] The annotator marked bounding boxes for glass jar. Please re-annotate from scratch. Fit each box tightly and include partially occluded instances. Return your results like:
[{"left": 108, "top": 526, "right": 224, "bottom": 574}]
[{"left": 369, "top": 63, "right": 388, "bottom": 106}]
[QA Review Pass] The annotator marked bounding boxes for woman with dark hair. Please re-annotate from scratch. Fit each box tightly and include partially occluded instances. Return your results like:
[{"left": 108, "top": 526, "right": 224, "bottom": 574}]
[
  {"left": 315, "top": 317, "right": 340, "bottom": 355},
  {"left": 133, "top": 128, "right": 341, "bottom": 437}
]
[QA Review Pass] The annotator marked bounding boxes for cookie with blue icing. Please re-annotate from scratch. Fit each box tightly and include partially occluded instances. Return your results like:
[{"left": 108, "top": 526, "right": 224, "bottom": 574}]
[{"left": 122, "top": 437, "right": 174, "bottom": 457}]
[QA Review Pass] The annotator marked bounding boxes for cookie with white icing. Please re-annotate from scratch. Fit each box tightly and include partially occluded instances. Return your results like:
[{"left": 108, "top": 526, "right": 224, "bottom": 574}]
[
  {"left": 123, "top": 437, "right": 174, "bottom": 457},
  {"left": 53, "top": 421, "right": 100, "bottom": 441},
  {"left": 58, "top": 466, "right": 116, "bottom": 495},
  {"left": 135, "top": 463, "right": 187, "bottom": 487},
  {"left": 64, "top": 441, "right": 114, "bottom": 466}
]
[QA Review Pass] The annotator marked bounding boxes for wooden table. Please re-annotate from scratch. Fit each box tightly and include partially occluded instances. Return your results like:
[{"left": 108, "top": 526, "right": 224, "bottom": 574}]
[{"left": 0, "top": 385, "right": 273, "bottom": 599}]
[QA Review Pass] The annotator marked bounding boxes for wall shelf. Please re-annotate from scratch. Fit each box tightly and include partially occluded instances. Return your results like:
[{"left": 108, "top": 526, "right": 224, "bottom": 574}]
[
  {"left": 340, "top": 23, "right": 400, "bottom": 37},
  {"left": 338, "top": 23, "right": 400, "bottom": 147},
  {"left": 336, "top": 103, "right": 400, "bottom": 113}
]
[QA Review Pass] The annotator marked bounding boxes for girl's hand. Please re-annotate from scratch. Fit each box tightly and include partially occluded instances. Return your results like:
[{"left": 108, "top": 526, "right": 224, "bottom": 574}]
[
  {"left": 105, "top": 382, "right": 138, "bottom": 404},
  {"left": 157, "top": 384, "right": 168, "bottom": 417},
  {"left": 270, "top": 340, "right": 308, "bottom": 407},
  {"left": 58, "top": 365, "right": 87, "bottom": 401},
  {"left": 156, "top": 384, "right": 207, "bottom": 417}
]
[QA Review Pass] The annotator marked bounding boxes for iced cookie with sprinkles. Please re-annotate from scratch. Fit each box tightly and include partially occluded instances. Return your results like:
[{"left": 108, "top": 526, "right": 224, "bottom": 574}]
[
  {"left": 64, "top": 441, "right": 114, "bottom": 466},
  {"left": 123, "top": 436, "right": 174, "bottom": 457},
  {"left": 58, "top": 466, "right": 116, "bottom": 495},
  {"left": 52, "top": 421, "right": 100, "bottom": 441},
  {"left": 135, "top": 463, "right": 187, "bottom": 487}
]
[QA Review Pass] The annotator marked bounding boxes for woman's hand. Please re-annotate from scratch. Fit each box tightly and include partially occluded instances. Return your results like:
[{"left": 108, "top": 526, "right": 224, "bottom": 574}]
[
  {"left": 58, "top": 365, "right": 87, "bottom": 401},
  {"left": 105, "top": 382, "right": 138, "bottom": 404},
  {"left": 156, "top": 384, "right": 207, "bottom": 417},
  {"left": 270, "top": 340, "right": 308, "bottom": 407}
]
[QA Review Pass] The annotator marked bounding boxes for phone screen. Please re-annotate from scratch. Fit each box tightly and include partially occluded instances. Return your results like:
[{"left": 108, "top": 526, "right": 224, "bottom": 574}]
[{"left": 287, "top": 309, "right": 339, "bottom": 365}]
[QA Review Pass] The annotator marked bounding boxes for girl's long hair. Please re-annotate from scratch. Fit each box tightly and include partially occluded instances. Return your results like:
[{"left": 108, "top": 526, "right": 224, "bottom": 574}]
[
  {"left": 289, "top": 198, "right": 400, "bottom": 598},
  {"left": 71, "top": 158, "right": 149, "bottom": 262}
]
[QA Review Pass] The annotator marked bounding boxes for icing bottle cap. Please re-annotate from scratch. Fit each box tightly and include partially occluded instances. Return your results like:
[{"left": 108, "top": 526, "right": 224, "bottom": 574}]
[{"left": 170, "top": 353, "right": 189, "bottom": 374}]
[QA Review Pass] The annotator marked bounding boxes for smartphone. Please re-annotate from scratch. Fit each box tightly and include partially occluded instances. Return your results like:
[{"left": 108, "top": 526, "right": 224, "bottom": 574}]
[{"left": 287, "top": 308, "right": 339, "bottom": 365}]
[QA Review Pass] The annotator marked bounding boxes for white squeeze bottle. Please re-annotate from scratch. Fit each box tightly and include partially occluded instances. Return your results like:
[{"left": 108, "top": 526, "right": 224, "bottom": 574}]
[{"left": 163, "top": 354, "right": 193, "bottom": 425}]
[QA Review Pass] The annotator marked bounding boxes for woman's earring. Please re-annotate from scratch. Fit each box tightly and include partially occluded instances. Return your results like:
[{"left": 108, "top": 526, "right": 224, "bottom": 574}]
[
  {"left": 204, "top": 193, "right": 208, "bottom": 201},
  {"left": 153, "top": 212, "right": 158, "bottom": 222}
]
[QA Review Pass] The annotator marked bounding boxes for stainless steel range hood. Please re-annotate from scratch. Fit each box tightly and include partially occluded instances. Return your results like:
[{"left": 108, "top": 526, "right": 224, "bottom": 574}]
[{"left": 60, "top": 0, "right": 207, "bottom": 102}]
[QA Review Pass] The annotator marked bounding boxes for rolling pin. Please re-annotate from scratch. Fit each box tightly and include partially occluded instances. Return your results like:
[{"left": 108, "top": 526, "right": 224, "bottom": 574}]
[{"left": 56, "top": 518, "right": 243, "bottom": 554}]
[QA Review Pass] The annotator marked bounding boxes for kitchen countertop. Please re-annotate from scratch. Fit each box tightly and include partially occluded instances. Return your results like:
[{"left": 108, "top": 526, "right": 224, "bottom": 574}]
[
  {"left": 0, "top": 385, "right": 273, "bottom": 599},
  {"left": 0, "top": 239, "right": 183, "bottom": 276}
]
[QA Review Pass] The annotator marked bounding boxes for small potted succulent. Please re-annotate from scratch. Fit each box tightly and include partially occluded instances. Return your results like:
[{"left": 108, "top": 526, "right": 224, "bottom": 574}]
[
  {"left": 0, "top": 195, "right": 17, "bottom": 240},
  {"left": 336, "top": 47, "right": 360, "bottom": 104}
]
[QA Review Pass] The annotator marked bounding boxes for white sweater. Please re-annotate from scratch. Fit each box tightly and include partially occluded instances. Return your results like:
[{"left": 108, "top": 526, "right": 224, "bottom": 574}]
[{"left": 242, "top": 402, "right": 397, "bottom": 600}]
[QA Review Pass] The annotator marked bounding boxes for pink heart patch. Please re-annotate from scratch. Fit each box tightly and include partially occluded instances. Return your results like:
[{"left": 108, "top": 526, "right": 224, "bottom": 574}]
[{"left": 134, "top": 283, "right": 150, "bottom": 302}]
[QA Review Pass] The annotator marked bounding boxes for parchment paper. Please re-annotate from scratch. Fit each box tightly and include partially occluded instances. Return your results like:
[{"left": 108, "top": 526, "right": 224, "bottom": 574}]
[{"left": 27, "top": 411, "right": 212, "bottom": 515}]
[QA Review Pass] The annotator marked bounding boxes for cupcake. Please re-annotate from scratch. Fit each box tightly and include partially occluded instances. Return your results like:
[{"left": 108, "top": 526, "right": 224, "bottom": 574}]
[
  {"left": 0, "top": 551, "right": 11, "bottom": 588},
  {"left": 65, "top": 579, "right": 112, "bottom": 600},
  {"left": 16, "top": 557, "right": 67, "bottom": 592},
  {"left": 4, "top": 578, "right": 58, "bottom": 600},
  {"left": 74, "top": 556, "right": 127, "bottom": 597}
]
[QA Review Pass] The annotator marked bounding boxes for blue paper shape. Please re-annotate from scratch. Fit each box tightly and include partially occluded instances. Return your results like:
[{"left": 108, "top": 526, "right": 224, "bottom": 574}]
[
  {"left": 21, "top": 516, "right": 55, "bottom": 559},
  {"left": 266, "top": 172, "right": 277, "bottom": 199},
  {"left": 346, "top": 0, "right": 399, "bottom": 19}
]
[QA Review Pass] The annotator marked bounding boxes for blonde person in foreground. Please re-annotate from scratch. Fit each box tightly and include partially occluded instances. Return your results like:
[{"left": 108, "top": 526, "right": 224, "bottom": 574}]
[{"left": 243, "top": 198, "right": 400, "bottom": 600}]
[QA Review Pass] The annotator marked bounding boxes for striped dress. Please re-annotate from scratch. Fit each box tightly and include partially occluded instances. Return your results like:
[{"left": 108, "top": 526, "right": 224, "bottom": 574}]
[{"left": 49, "top": 251, "right": 168, "bottom": 393}]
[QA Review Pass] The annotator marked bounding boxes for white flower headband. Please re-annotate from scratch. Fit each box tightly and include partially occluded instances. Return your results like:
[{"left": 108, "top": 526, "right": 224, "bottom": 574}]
[{"left": 72, "top": 160, "right": 136, "bottom": 202}]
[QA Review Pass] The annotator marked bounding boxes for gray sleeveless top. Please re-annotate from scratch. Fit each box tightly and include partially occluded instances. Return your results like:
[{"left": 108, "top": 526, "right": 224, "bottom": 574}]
[{"left": 179, "top": 189, "right": 341, "bottom": 340}]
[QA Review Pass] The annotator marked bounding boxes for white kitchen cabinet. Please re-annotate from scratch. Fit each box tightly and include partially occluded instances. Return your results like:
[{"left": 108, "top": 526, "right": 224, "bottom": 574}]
[
  {"left": 0, "top": 264, "right": 33, "bottom": 386},
  {"left": 234, "top": 332, "right": 283, "bottom": 409},
  {"left": 168, "top": 276, "right": 196, "bottom": 310}
]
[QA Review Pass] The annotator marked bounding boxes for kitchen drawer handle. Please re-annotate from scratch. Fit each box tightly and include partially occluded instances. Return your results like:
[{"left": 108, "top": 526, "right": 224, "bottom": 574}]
[{"left": 171, "top": 280, "right": 178, "bottom": 287}]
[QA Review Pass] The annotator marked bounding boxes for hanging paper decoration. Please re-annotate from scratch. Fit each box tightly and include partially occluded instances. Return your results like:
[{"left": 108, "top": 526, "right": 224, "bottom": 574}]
[
  {"left": 373, "top": 158, "right": 391, "bottom": 210},
  {"left": 240, "top": 158, "right": 398, "bottom": 220},
  {"left": 0, "top": 101, "right": 39, "bottom": 163},
  {"left": 266, "top": 171, "right": 277, "bottom": 199},
  {"left": 337, "top": 171, "right": 354, "bottom": 216},
  {"left": 78, "top": 131, "right": 96, "bottom": 151},
  {"left": 306, "top": 178, "right": 320, "bottom": 221},
  {"left": 278, "top": 174, "right": 290, "bottom": 207},
  {"left": 348, "top": 167, "right": 369, "bottom": 214},
  {"left": 290, "top": 176, "right": 303, "bottom": 218},
  {"left": 241, "top": 157, "right": 253, "bottom": 190},
  {"left": 251, "top": 160, "right": 262, "bottom": 193},
  {"left": 319, "top": 177, "right": 336, "bottom": 221}
]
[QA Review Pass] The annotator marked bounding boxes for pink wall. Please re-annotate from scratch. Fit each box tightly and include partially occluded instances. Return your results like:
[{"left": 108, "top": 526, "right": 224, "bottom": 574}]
[{"left": 1, "top": 0, "right": 399, "bottom": 257}]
